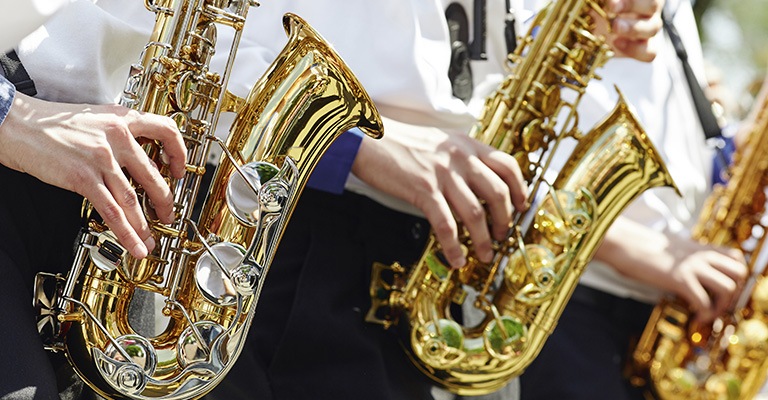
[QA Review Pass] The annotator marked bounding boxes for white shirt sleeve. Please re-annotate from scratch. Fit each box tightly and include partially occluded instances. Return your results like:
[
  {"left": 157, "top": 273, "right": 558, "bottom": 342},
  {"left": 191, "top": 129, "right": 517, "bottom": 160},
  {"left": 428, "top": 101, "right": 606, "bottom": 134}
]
[{"left": 1, "top": 0, "right": 67, "bottom": 52}]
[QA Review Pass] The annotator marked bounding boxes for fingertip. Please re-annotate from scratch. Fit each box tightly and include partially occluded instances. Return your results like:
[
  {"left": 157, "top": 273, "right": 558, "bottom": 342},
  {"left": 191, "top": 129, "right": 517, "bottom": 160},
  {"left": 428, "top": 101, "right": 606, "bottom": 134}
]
[
  {"left": 174, "top": 164, "right": 187, "bottom": 180},
  {"left": 612, "top": 37, "right": 629, "bottom": 53},
  {"left": 729, "top": 247, "right": 745, "bottom": 261},
  {"left": 480, "top": 249, "right": 494, "bottom": 264},
  {"left": 131, "top": 242, "right": 149, "bottom": 259},
  {"left": 159, "top": 209, "right": 175, "bottom": 225},
  {"left": 450, "top": 254, "right": 467, "bottom": 269},
  {"left": 514, "top": 197, "right": 528, "bottom": 212},
  {"left": 607, "top": 0, "right": 626, "bottom": 14},
  {"left": 175, "top": 153, "right": 188, "bottom": 179},
  {"left": 614, "top": 18, "right": 630, "bottom": 35},
  {"left": 611, "top": 41, "right": 655, "bottom": 63},
  {"left": 440, "top": 242, "right": 467, "bottom": 269},
  {"left": 160, "top": 147, "right": 188, "bottom": 180},
  {"left": 149, "top": 189, "right": 176, "bottom": 224},
  {"left": 168, "top": 209, "right": 176, "bottom": 224},
  {"left": 144, "top": 236, "right": 156, "bottom": 253},
  {"left": 509, "top": 187, "right": 527, "bottom": 213},
  {"left": 493, "top": 226, "right": 509, "bottom": 243},
  {"left": 699, "top": 309, "right": 714, "bottom": 324}
]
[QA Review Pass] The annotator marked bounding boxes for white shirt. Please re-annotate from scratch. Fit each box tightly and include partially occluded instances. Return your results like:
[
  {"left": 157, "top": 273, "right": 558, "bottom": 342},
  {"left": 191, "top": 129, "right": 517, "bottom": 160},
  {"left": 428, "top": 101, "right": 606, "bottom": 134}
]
[
  {"left": 14, "top": 0, "right": 545, "bottom": 217},
  {"left": 1, "top": 0, "right": 66, "bottom": 53},
  {"left": 577, "top": 0, "right": 714, "bottom": 303},
  {"left": 15, "top": 0, "right": 528, "bottom": 185},
  {"left": 15, "top": 0, "right": 702, "bottom": 305},
  {"left": 15, "top": 1, "right": 155, "bottom": 104},
  {"left": 223, "top": 0, "right": 537, "bottom": 215},
  {"left": 204, "top": 0, "right": 714, "bottom": 306}
]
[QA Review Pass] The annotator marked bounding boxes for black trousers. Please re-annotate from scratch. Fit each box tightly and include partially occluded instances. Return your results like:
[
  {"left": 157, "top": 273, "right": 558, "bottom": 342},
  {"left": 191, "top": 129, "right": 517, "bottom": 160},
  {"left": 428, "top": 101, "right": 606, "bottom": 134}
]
[
  {"left": 0, "top": 166, "right": 90, "bottom": 400},
  {"left": 207, "top": 188, "right": 448, "bottom": 400},
  {"left": 519, "top": 284, "right": 654, "bottom": 400}
]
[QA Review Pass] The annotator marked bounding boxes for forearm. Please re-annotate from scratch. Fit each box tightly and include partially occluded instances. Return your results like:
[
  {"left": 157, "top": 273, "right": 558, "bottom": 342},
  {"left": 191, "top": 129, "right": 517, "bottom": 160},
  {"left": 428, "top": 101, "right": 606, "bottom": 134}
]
[
  {"left": 595, "top": 215, "right": 747, "bottom": 322},
  {"left": 594, "top": 216, "right": 675, "bottom": 287}
]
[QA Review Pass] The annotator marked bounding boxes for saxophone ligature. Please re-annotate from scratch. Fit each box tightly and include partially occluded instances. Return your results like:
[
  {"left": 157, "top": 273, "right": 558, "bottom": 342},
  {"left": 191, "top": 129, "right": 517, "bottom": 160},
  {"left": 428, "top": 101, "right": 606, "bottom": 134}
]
[
  {"left": 629, "top": 84, "right": 768, "bottom": 400},
  {"left": 365, "top": 0, "right": 678, "bottom": 395},
  {"left": 32, "top": 1, "right": 382, "bottom": 399}
]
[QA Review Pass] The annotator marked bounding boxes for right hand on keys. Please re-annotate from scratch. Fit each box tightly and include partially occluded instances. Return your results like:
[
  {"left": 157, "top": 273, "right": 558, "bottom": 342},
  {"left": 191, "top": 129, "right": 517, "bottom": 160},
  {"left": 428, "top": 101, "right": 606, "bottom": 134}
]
[{"left": 0, "top": 92, "right": 187, "bottom": 259}]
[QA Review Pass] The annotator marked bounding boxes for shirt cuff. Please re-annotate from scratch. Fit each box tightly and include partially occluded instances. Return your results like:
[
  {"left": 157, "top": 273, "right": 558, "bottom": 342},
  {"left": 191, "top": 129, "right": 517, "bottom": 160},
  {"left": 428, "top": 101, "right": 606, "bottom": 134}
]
[
  {"left": 306, "top": 128, "right": 364, "bottom": 194},
  {"left": 0, "top": 75, "right": 16, "bottom": 126}
]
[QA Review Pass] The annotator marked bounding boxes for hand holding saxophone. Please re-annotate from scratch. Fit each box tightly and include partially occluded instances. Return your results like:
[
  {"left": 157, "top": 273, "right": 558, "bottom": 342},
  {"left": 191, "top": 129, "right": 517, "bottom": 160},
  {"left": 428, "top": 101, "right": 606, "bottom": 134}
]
[
  {"left": 597, "top": 216, "right": 748, "bottom": 323},
  {"left": 647, "top": 233, "right": 746, "bottom": 323},
  {"left": 352, "top": 116, "right": 528, "bottom": 269},
  {"left": 596, "top": 0, "right": 664, "bottom": 62},
  {"left": 0, "top": 92, "right": 187, "bottom": 259}
]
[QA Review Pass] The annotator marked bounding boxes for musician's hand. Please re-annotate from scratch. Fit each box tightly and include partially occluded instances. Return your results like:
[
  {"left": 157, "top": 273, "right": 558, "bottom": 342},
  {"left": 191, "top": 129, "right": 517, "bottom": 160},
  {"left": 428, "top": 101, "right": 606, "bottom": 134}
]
[
  {"left": 661, "top": 235, "right": 747, "bottom": 322},
  {"left": 596, "top": 0, "right": 664, "bottom": 62},
  {"left": 352, "top": 117, "right": 527, "bottom": 268},
  {"left": 596, "top": 217, "right": 748, "bottom": 323},
  {"left": 0, "top": 92, "right": 187, "bottom": 259}
]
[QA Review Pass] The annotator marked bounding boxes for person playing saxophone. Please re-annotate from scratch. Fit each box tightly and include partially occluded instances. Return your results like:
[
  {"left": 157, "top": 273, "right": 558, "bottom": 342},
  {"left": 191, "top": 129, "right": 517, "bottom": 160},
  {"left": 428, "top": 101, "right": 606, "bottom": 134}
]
[
  {"left": 0, "top": 2, "right": 188, "bottom": 398},
  {"left": 519, "top": 1, "right": 749, "bottom": 399},
  {"left": 0, "top": 0, "right": 661, "bottom": 398},
  {"left": 202, "top": 0, "right": 666, "bottom": 399}
]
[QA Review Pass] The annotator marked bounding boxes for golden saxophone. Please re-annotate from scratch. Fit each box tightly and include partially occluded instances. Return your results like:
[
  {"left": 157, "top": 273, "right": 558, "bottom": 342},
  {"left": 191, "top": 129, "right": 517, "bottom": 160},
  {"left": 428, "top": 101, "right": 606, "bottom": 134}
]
[
  {"left": 366, "top": 0, "right": 678, "bottom": 395},
  {"left": 32, "top": 1, "right": 382, "bottom": 399},
  {"left": 629, "top": 89, "right": 768, "bottom": 400}
]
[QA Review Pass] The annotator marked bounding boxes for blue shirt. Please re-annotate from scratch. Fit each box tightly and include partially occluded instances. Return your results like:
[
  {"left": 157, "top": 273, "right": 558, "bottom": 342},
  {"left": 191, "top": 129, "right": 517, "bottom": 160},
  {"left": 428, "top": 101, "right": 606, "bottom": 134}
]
[
  {"left": 306, "top": 128, "right": 363, "bottom": 194},
  {"left": 710, "top": 131, "right": 736, "bottom": 187},
  {"left": 0, "top": 75, "right": 15, "bottom": 126}
]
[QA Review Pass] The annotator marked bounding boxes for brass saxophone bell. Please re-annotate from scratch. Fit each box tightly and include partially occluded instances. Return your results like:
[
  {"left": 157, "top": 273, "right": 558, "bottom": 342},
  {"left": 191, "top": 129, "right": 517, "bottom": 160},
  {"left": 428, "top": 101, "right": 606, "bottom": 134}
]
[
  {"left": 34, "top": 6, "right": 383, "bottom": 398},
  {"left": 365, "top": 0, "right": 678, "bottom": 394}
]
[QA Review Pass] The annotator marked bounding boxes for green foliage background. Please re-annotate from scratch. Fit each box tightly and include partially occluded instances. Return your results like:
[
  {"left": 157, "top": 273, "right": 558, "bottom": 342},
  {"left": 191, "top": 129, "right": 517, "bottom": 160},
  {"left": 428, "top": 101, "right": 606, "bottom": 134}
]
[{"left": 695, "top": 0, "right": 768, "bottom": 116}]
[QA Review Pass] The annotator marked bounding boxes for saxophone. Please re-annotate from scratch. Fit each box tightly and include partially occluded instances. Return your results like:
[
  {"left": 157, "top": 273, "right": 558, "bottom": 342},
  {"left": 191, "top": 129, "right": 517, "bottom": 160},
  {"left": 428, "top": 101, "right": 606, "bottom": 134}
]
[
  {"left": 365, "top": 0, "right": 678, "bottom": 395},
  {"left": 629, "top": 89, "right": 768, "bottom": 400},
  {"left": 32, "top": 1, "right": 382, "bottom": 399}
]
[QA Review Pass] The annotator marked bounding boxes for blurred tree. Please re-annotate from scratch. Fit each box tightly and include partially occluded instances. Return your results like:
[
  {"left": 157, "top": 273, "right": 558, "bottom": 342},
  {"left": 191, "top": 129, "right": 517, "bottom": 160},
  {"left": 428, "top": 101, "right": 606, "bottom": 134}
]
[
  {"left": 694, "top": 0, "right": 768, "bottom": 116},
  {"left": 692, "top": 0, "right": 715, "bottom": 29}
]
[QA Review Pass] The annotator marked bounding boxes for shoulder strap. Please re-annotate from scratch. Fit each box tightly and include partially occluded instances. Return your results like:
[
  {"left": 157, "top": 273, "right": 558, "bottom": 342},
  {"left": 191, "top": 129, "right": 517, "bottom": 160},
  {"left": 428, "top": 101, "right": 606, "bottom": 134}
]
[
  {"left": 504, "top": 0, "right": 517, "bottom": 54},
  {"left": 0, "top": 50, "right": 36, "bottom": 97},
  {"left": 662, "top": 11, "right": 721, "bottom": 140}
]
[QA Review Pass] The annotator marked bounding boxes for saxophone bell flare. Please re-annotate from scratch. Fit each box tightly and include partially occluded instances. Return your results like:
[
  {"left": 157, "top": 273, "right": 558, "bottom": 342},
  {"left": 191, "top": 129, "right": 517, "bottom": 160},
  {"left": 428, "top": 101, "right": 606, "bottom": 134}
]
[{"left": 32, "top": 6, "right": 382, "bottom": 399}]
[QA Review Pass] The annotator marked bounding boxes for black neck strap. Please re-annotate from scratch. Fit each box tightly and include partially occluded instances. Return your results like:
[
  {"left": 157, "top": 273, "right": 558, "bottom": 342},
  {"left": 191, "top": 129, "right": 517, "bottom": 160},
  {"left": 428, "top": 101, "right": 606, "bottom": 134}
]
[
  {"left": 662, "top": 11, "right": 722, "bottom": 140},
  {"left": 504, "top": 0, "right": 517, "bottom": 55}
]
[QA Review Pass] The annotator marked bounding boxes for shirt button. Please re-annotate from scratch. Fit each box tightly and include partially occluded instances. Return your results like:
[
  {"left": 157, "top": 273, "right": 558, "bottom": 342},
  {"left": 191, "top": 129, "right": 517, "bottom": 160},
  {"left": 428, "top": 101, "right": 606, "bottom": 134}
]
[{"left": 411, "top": 222, "right": 424, "bottom": 241}]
